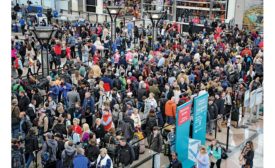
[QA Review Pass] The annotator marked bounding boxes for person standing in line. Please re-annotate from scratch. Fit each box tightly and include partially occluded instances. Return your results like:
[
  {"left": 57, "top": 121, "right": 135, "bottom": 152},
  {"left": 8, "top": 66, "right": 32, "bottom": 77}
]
[
  {"left": 207, "top": 139, "right": 222, "bottom": 168},
  {"left": 168, "top": 152, "right": 182, "bottom": 168},
  {"left": 148, "top": 126, "right": 163, "bottom": 168},
  {"left": 115, "top": 137, "right": 135, "bottom": 168},
  {"left": 96, "top": 148, "right": 113, "bottom": 168}
]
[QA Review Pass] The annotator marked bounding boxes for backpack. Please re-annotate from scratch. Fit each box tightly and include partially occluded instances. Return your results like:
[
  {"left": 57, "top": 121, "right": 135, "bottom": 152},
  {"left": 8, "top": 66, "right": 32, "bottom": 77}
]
[
  {"left": 41, "top": 142, "right": 53, "bottom": 165},
  {"left": 11, "top": 149, "right": 24, "bottom": 168},
  {"left": 62, "top": 151, "right": 75, "bottom": 168},
  {"left": 147, "top": 116, "right": 158, "bottom": 129},
  {"left": 56, "top": 140, "right": 65, "bottom": 160},
  {"left": 22, "top": 119, "right": 32, "bottom": 134},
  {"left": 44, "top": 111, "right": 54, "bottom": 129},
  {"left": 26, "top": 106, "right": 36, "bottom": 122}
]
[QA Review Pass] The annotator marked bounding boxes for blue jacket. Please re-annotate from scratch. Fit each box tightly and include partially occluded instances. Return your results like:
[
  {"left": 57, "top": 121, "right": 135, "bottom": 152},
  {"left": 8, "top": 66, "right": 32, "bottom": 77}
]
[
  {"left": 49, "top": 85, "right": 59, "bottom": 100},
  {"left": 73, "top": 154, "right": 90, "bottom": 168},
  {"left": 82, "top": 97, "right": 95, "bottom": 114},
  {"left": 68, "top": 36, "right": 76, "bottom": 46},
  {"left": 19, "top": 19, "right": 25, "bottom": 26},
  {"left": 59, "top": 83, "right": 72, "bottom": 100},
  {"left": 101, "top": 76, "right": 114, "bottom": 88}
]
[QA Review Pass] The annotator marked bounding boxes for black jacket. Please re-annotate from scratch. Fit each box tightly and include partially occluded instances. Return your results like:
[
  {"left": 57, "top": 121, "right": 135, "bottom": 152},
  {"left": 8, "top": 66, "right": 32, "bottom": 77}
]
[
  {"left": 18, "top": 95, "right": 30, "bottom": 112},
  {"left": 85, "top": 144, "right": 100, "bottom": 162},
  {"left": 169, "top": 159, "right": 182, "bottom": 168},
  {"left": 137, "top": 88, "right": 147, "bottom": 102},
  {"left": 208, "top": 103, "right": 218, "bottom": 120},
  {"left": 32, "top": 93, "right": 43, "bottom": 108},
  {"left": 24, "top": 135, "right": 39, "bottom": 154},
  {"left": 93, "top": 124, "right": 105, "bottom": 140},
  {"left": 214, "top": 98, "right": 225, "bottom": 115},
  {"left": 115, "top": 144, "right": 135, "bottom": 166},
  {"left": 52, "top": 123, "right": 67, "bottom": 136},
  {"left": 244, "top": 150, "right": 254, "bottom": 166}
]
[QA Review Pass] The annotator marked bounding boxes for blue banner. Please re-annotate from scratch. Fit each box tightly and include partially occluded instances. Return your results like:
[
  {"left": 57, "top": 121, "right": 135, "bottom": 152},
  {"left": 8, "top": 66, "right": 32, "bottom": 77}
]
[
  {"left": 192, "top": 93, "right": 209, "bottom": 145},
  {"left": 175, "top": 101, "right": 193, "bottom": 167}
]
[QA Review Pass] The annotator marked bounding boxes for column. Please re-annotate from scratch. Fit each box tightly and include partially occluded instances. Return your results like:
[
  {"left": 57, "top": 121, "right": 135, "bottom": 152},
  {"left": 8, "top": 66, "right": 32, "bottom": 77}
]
[{"left": 42, "top": 46, "right": 49, "bottom": 77}]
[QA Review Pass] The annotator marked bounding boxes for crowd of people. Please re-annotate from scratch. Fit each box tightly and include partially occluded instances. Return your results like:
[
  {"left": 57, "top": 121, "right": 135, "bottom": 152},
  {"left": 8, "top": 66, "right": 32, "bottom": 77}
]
[{"left": 11, "top": 2, "right": 262, "bottom": 168}]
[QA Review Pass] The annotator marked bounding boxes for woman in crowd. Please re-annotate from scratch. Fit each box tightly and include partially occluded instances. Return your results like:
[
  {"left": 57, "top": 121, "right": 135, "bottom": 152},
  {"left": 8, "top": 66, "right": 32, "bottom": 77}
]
[
  {"left": 196, "top": 146, "right": 210, "bottom": 168},
  {"left": 239, "top": 141, "right": 254, "bottom": 168},
  {"left": 207, "top": 139, "right": 222, "bottom": 168}
]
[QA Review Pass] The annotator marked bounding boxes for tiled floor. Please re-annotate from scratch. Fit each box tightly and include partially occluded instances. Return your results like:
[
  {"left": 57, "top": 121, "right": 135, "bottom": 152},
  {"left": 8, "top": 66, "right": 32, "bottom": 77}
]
[{"left": 132, "top": 113, "right": 263, "bottom": 168}]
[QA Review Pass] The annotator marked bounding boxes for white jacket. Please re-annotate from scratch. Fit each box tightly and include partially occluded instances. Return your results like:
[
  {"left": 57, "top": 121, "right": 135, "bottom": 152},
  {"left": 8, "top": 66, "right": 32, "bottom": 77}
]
[{"left": 96, "top": 154, "right": 113, "bottom": 168}]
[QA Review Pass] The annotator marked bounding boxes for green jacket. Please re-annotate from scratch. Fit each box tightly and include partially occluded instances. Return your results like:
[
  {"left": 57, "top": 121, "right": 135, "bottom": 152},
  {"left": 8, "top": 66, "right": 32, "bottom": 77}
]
[{"left": 207, "top": 145, "right": 222, "bottom": 160}]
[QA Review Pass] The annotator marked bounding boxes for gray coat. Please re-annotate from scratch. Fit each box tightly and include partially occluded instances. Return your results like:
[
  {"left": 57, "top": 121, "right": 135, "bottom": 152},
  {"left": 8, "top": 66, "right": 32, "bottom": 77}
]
[{"left": 67, "top": 91, "right": 80, "bottom": 108}]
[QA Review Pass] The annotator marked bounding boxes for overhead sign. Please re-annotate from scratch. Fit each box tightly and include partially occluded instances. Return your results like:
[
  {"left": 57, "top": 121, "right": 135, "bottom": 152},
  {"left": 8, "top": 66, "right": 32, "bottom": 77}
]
[{"left": 192, "top": 93, "right": 209, "bottom": 145}]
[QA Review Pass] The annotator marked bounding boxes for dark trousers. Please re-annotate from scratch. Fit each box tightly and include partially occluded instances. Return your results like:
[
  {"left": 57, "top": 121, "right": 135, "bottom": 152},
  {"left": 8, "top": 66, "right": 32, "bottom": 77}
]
[
  {"left": 70, "top": 45, "right": 76, "bottom": 58},
  {"left": 44, "top": 161, "right": 57, "bottom": 168},
  {"left": 224, "top": 105, "right": 232, "bottom": 120},
  {"left": 21, "top": 25, "right": 25, "bottom": 35},
  {"left": 210, "top": 159, "right": 221, "bottom": 168}
]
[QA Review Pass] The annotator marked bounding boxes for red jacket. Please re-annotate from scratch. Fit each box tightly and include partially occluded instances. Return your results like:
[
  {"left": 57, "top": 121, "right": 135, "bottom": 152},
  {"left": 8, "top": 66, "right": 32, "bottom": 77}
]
[
  {"left": 73, "top": 125, "right": 83, "bottom": 135},
  {"left": 102, "top": 113, "right": 112, "bottom": 132},
  {"left": 54, "top": 44, "right": 62, "bottom": 55}
]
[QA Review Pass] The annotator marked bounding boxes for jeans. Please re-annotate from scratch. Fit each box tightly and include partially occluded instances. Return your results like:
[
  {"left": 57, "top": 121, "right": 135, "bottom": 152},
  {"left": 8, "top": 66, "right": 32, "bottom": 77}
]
[
  {"left": 153, "top": 153, "right": 160, "bottom": 168},
  {"left": 207, "top": 120, "right": 215, "bottom": 134},
  {"left": 167, "top": 117, "right": 175, "bottom": 125},
  {"left": 83, "top": 54, "right": 89, "bottom": 64},
  {"left": 138, "top": 101, "right": 144, "bottom": 111},
  {"left": 25, "top": 153, "right": 34, "bottom": 168},
  {"left": 12, "top": 124, "right": 20, "bottom": 139}
]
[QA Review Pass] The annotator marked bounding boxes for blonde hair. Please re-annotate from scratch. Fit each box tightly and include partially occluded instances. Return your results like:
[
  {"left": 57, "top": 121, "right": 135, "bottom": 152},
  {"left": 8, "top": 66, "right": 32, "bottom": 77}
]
[
  {"left": 73, "top": 118, "right": 80, "bottom": 124},
  {"left": 82, "top": 123, "right": 90, "bottom": 132},
  {"left": 100, "top": 148, "right": 108, "bottom": 155}
]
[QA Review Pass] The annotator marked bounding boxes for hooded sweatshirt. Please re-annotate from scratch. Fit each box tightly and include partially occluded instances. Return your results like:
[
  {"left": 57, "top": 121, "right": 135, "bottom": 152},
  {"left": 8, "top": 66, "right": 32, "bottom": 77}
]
[
  {"left": 61, "top": 146, "right": 77, "bottom": 163},
  {"left": 41, "top": 139, "right": 58, "bottom": 162}
]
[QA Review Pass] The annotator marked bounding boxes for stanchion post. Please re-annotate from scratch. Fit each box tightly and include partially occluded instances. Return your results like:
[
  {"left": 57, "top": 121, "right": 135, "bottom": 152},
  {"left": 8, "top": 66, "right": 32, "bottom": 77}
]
[
  {"left": 35, "top": 150, "right": 38, "bottom": 168},
  {"left": 152, "top": 154, "right": 155, "bottom": 168},
  {"left": 215, "top": 119, "right": 218, "bottom": 139},
  {"left": 226, "top": 113, "right": 232, "bottom": 153}
]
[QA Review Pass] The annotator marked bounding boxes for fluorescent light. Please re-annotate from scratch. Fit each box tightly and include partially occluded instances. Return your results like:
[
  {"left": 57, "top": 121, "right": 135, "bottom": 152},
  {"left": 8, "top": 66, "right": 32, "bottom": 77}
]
[
  {"left": 152, "top": 14, "right": 159, "bottom": 19},
  {"left": 110, "top": 9, "right": 117, "bottom": 14}
]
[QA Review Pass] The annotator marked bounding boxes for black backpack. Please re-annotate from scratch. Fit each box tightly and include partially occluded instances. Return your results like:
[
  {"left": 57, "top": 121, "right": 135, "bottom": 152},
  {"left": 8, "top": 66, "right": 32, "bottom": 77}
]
[
  {"left": 56, "top": 140, "right": 65, "bottom": 160},
  {"left": 62, "top": 151, "right": 75, "bottom": 168},
  {"left": 11, "top": 149, "right": 25, "bottom": 168},
  {"left": 22, "top": 119, "right": 32, "bottom": 134},
  {"left": 26, "top": 106, "right": 36, "bottom": 122},
  {"left": 44, "top": 111, "right": 55, "bottom": 129}
]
